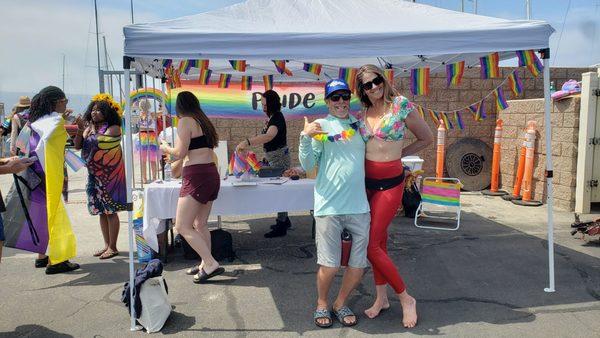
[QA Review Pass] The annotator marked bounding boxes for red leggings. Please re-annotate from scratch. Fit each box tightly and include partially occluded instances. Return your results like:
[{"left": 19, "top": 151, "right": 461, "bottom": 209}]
[{"left": 366, "top": 159, "right": 406, "bottom": 294}]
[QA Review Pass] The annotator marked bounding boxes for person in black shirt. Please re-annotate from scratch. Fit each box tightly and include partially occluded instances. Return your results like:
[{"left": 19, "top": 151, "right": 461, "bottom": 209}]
[{"left": 236, "top": 90, "right": 291, "bottom": 238}]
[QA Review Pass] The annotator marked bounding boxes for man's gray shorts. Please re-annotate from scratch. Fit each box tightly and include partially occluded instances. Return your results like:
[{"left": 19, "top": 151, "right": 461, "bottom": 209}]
[{"left": 315, "top": 213, "right": 370, "bottom": 268}]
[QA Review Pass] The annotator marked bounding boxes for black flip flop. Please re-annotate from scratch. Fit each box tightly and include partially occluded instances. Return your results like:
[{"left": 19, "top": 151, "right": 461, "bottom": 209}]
[
  {"left": 193, "top": 267, "right": 225, "bottom": 284},
  {"left": 333, "top": 306, "right": 358, "bottom": 327},
  {"left": 313, "top": 308, "right": 333, "bottom": 328},
  {"left": 186, "top": 266, "right": 200, "bottom": 275}
]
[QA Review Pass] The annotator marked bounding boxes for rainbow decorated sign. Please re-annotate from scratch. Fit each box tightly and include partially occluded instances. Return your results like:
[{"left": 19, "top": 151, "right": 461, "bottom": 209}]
[{"left": 166, "top": 80, "right": 361, "bottom": 119}]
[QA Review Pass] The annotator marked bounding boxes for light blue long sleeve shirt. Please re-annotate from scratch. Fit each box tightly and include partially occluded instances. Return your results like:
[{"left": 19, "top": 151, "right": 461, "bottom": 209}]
[{"left": 299, "top": 114, "right": 369, "bottom": 216}]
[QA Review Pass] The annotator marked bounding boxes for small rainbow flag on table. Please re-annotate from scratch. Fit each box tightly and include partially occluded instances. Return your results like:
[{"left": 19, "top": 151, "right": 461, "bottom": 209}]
[
  {"left": 446, "top": 61, "right": 465, "bottom": 87},
  {"left": 229, "top": 60, "right": 247, "bottom": 72},
  {"left": 516, "top": 50, "right": 543, "bottom": 77},
  {"left": 303, "top": 63, "right": 322, "bottom": 76},
  {"left": 273, "top": 60, "right": 293, "bottom": 76},
  {"left": 383, "top": 69, "right": 395, "bottom": 86},
  {"left": 479, "top": 52, "right": 500, "bottom": 79},
  {"left": 410, "top": 67, "right": 430, "bottom": 96},
  {"left": 218, "top": 74, "right": 232, "bottom": 88},
  {"left": 198, "top": 59, "right": 209, "bottom": 70},
  {"left": 493, "top": 87, "right": 509, "bottom": 111},
  {"left": 468, "top": 101, "right": 486, "bottom": 121},
  {"left": 339, "top": 67, "right": 357, "bottom": 92},
  {"left": 263, "top": 75, "right": 273, "bottom": 90},
  {"left": 198, "top": 69, "right": 212, "bottom": 85},
  {"left": 241, "top": 76, "right": 252, "bottom": 90},
  {"left": 507, "top": 70, "right": 523, "bottom": 97},
  {"left": 454, "top": 111, "right": 465, "bottom": 130}
]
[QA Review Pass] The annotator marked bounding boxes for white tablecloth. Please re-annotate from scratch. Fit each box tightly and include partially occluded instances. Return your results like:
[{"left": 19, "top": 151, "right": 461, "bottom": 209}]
[{"left": 143, "top": 178, "right": 315, "bottom": 251}]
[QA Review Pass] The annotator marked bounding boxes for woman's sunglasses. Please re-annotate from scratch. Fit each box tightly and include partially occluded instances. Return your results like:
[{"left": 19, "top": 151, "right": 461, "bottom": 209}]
[
  {"left": 361, "top": 75, "right": 384, "bottom": 91},
  {"left": 329, "top": 93, "right": 351, "bottom": 102}
]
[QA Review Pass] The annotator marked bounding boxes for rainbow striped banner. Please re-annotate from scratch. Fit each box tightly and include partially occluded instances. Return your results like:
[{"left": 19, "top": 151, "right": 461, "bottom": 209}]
[
  {"left": 273, "top": 60, "right": 293, "bottom": 76},
  {"left": 241, "top": 76, "right": 252, "bottom": 91},
  {"left": 507, "top": 70, "right": 523, "bottom": 97},
  {"left": 446, "top": 61, "right": 465, "bottom": 87},
  {"left": 338, "top": 67, "right": 358, "bottom": 92},
  {"left": 410, "top": 67, "right": 430, "bottom": 96},
  {"left": 493, "top": 87, "right": 509, "bottom": 111},
  {"left": 218, "top": 74, "right": 232, "bottom": 88},
  {"left": 198, "top": 69, "right": 212, "bottom": 85},
  {"left": 229, "top": 60, "right": 247, "bottom": 72},
  {"left": 162, "top": 59, "right": 172, "bottom": 69},
  {"left": 516, "top": 50, "right": 543, "bottom": 77},
  {"left": 454, "top": 111, "right": 465, "bottom": 130},
  {"left": 166, "top": 80, "right": 361, "bottom": 119},
  {"left": 479, "top": 52, "right": 500, "bottom": 79},
  {"left": 440, "top": 112, "right": 453, "bottom": 129},
  {"left": 263, "top": 75, "right": 273, "bottom": 90},
  {"left": 416, "top": 105, "right": 425, "bottom": 119},
  {"left": 428, "top": 109, "right": 439, "bottom": 124},
  {"left": 198, "top": 59, "right": 209, "bottom": 70},
  {"left": 303, "top": 63, "right": 322, "bottom": 76},
  {"left": 383, "top": 69, "right": 394, "bottom": 86}
]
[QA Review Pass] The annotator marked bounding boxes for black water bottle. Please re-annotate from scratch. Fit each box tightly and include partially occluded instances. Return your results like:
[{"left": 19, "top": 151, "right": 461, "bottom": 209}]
[{"left": 341, "top": 229, "right": 352, "bottom": 267}]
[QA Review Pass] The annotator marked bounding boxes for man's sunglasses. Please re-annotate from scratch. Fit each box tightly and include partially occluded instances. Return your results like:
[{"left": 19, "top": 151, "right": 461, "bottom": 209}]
[
  {"left": 329, "top": 93, "right": 351, "bottom": 102},
  {"left": 361, "top": 75, "right": 384, "bottom": 91}
]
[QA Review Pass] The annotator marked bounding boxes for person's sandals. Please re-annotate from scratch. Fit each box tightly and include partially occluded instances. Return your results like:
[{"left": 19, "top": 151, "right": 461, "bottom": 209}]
[
  {"left": 45, "top": 261, "right": 80, "bottom": 275},
  {"left": 186, "top": 265, "right": 200, "bottom": 275},
  {"left": 35, "top": 256, "right": 49, "bottom": 268},
  {"left": 93, "top": 248, "right": 108, "bottom": 257},
  {"left": 99, "top": 250, "right": 118, "bottom": 260},
  {"left": 333, "top": 306, "right": 358, "bottom": 327},
  {"left": 193, "top": 267, "right": 225, "bottom": 284},
  {"left": 313, "top": 308, "right": 333, "bottom": 328}
]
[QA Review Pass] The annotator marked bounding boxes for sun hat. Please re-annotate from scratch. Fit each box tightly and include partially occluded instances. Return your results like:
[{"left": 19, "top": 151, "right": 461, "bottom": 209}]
[
  {"left": 14, "top": 96, "right": 31, "bottom": 108},
  {"left": 324, "top": 79, "right": 351, "bottom": 99},
  {"left": 551, "top": 80, "right": 581, "bottom": 101}
]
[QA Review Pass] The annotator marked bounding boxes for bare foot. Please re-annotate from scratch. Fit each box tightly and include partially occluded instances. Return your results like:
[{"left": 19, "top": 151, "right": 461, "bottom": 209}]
[
  {"left": 364, "top": 299, "right": 390, "bottom": 319},
  {"left": 400, "top": 295, "right": 417, "bottom": 328}
]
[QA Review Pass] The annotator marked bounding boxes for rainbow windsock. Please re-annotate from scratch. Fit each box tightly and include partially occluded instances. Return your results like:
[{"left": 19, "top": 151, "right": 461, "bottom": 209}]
[
  {"left": 303, "top": 63, "right": 322, "bottom": 76},
  {"left": 273, "top": 60, "right": 293, "bottom": 76},
  {"left": 446, "top": 61, "right": 465, "bottom": 87},
  {"left": 241, "top": 76, "right": 252, "bottom": 90},
  {"left": 263, "top": 75, "right": 273, "bottom": 90},
  {"left": 480, "top": 52, "right": 500, "bottom": 79},
  {"left": 198, "top": 59, "right": 209, "bottom": 70},
  {"left": 383, "top": 69, "right": 395, "bottom": 86},
  {"left": 198, "top": 69, "right": 212, "bottom": 85},
  {"left": 454, "top": 111, "right": 465, "bottom": 130},
  {"left": 516, "top": 50, "right": 543, "bottom": 77},
  {"left": 338, "top": 67, "right": 358, "bottom": 92},
  {"left": 218, "top": 74, "right": 232, "bottom": 88},
  {"left": 178, "top": 60, "right": 189, "bottom": 74},
  {"left": 507, "top": 70, "right": 523, "bottom": 97},
  {"left": 410, "top": 67, "right": 430, "bottom": 96},
  {"left": 229, "top": 60, "right": 247, "bottom": 72},
  {"left": 162, "top": 59, "right": 172, "bottom": 69},
  {"left": 428, "top": 109, "right": 439, "bottom": 124},
  {"left": 494, "top": 87, "right": 509, "bottom": 111},
  {"left": 416, "top": 105, "right": 425, "bottom": 119}
]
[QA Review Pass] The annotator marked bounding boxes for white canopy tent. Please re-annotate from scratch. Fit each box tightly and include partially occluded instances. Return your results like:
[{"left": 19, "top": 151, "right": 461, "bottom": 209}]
[{"left": 122, "top": 0, "right": 556, "bottom": 330}]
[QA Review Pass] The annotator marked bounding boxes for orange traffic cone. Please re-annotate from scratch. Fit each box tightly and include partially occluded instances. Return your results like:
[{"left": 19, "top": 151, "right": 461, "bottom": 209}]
[
  {"left": 512, "top": 121, "right": 543, "bottom": 206},
  {"left": 436, "top": 119, "right": 446, "bottom": 179},
  {"left": 502, "top": 126, "right": 528, "bottom": 201},
  {"left": 483, "top": 119, "right": 508, "bottom": 196}
]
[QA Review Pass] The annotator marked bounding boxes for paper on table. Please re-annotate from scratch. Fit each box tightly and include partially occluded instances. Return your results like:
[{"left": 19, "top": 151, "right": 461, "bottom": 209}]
[
  {"left": 232, "top": 181, "right": 258, "bottom": 187},
  {"left": 260, "top": 177, "right": 289, "bottom": 185}
]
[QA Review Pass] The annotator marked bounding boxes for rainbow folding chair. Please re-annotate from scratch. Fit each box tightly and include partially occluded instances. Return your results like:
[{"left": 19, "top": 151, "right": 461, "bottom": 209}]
[{"left": 414, "top": 177, "right": 462, "bottom": 231}]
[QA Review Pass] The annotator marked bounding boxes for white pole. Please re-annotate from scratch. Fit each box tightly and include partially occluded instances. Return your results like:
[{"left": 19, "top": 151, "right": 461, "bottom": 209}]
[
  {"left": 123, "top": 67, "right": 138, "bottom": 328},
  {"left": 526, "top": 0, "right": 532, "bottom": 19},
  {"left": 541, "top": 51, "right": 555, "bottom": 293},
  {"left": 474, "top": 0, "right": 478, "bottom": 14}
]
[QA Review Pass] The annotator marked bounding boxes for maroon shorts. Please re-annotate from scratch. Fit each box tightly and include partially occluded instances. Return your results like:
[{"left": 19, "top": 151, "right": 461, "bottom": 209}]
[{"left": 180, "top": 163, "right": 220, "bottom": 204}]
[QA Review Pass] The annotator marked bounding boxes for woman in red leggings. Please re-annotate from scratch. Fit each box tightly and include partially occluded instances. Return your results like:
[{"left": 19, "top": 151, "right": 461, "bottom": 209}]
[{"left": 356, "top": 64, "right": 433, "bottom": 328}]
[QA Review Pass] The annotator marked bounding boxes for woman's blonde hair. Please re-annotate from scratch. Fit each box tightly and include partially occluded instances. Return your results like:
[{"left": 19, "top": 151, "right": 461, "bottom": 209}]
[{"left": 356, "top": 64, "right": 397, "bottom": 108}]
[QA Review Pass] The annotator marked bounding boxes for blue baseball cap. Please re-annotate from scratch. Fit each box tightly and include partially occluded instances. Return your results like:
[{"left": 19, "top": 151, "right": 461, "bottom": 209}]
[{"left": 324, "top": 79, "right": 351, "bottom": 99}]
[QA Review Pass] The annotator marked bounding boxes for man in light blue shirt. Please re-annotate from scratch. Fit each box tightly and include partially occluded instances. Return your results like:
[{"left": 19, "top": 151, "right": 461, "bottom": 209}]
[{"left": 299, "top": 79, "right": 370, "bottom": 328}]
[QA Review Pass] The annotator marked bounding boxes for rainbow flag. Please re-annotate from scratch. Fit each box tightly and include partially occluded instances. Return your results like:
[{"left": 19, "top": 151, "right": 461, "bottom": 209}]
[
  {"left": 446, "top": 61, "right": 465, "bottom": 87},
  {"left": 428, "top": 109, "right": 439, "bottom": 124},
  {"left": 454, "top": 111, "right": 465, "bottom": 130},
  {"left": 198, "top": 59, "right": 209, "bottom": 70},
  {"left": 440, "top": 112, "right": 453, "bottom": 129},
  {"left": 338, "top": 67, "right": 358, "bottom": 92},
  {"left": 263, "top": 75, "right": 273, "bottom": 90},
  {"left": 303, "top": 63, "right": 322, "bottom": 76},
  {"left": 218, "top": 74, "right": 232, "bottom": 88},
  {"left": 184, "top": 60, "right": 198, "bottom": 74},
  {"left": 241, "top": 76, "right": 252, "bottom": 90},
  {"left": 410, "top": 67, "right": 430, "bottom": 96},
  {"left": 229, "top": 60, "right": 247, "bottom": 72},
  {"left": 416, "top": 105, "right": 425, "bottom": 119},
  {"left": 516, "top": 50, "right": 543, "bottom": 77},
  {"left": 383, "top": 69, "right": 394, "bottom": 86},
  {"left": 198, "top": 69, "right": 212, "bottom": 85},
  {"left": 507, "top": 70, "right": 523, "bottom": 97},
  {"left": 273, "top": 60, "right": 293, "bottom": 76},
  {"left": 468, "top": 101, "right": 486, "bottom": 121},
  {"left": 162, "top": 59, "right": 172, "bottom": 69},
  {"left": 494, "top": 87, "right": 509, "bottom": 111},
  {"left": 228, "top": 151, "right": 261, "bottom": 178},
  {"left": 480, "top": 52, "right": 500, "bottom": 79},
  {"left": 65, "top": 149, "right": 86, "bottom": 172},
  {"left": 178, "top": 60, "right": 189, "bottom": 74}
]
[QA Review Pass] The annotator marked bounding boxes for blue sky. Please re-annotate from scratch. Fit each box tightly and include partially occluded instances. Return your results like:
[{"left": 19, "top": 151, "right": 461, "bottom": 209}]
[{"left": 0, "top": 0, "right": 598, "bottom": 99}]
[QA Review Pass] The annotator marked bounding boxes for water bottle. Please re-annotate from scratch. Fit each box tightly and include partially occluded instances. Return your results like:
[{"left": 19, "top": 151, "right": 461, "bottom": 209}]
[
  {"left": 164, "top": 163, "right": 172, "bottom": 181},
  {"left": 340, "top": 229, "right": 352, "bottom": 267}
]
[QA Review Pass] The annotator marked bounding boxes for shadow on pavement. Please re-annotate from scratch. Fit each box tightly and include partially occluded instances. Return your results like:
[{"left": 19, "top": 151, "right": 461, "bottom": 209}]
[{"left": 0, "top": 325, "right": 73, "bottom": 338}]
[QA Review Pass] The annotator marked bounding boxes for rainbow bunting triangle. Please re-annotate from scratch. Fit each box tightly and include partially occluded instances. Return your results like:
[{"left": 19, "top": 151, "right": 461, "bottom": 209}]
[
  {"left": 493, "top": 87, "right": 509, "bottom": 111},
  {"left": 446, "top": 61, "right": 465, "bottom": 87},
  {"left": 441, "top": 112, "right": 453, "bottom": 130},
  {"left": 229, "top": 60, "right": 247, "bottom": 72},
  {"left": 303, "top": 63, "right": 322, "bottom": 76},
  {"left": 198, "top": 59, "right": 209, "bottom": 70},
  {"left": 479, "top": 52, "right": 500, "bottom": 79},
  {"left": 178, "top": 60, "right": 189, "bottom": 74},
  {"left": 263, "top": 75, "right": 273, "bottom": 90},
  {"left": 383, "top": 69, "right": 395, "bottom": 86},
  {"left": 218, "top": 74, "right": 232, "bottom": 88},
  {"left": 507, "top": 70, "right": 523, "bottom": 97},
  {"left": 416, "top": 105, "right": 425, "bottom": 119},
  {"left": 468, "top": 101, "right": 487, "bottom": 121},
  {"left": 454, "top": 111, "right": 465, "bottom": 130},
  {"left": 516, "top": 50, "right": 543, "bottom": 77},
  {"left": 428, "top": 109, "right": 439, "bottom": 125},
  {"left": 198, "top": 69, "right": 212, "bottom": 85},
  {"left": 162, "top": 59, "right": 172, "bottom": 69},
  {"left": 273, "top": 60, "right": 293, "bottom": 76},
  {"left": 184, "top": 60, "right": 198, "bottom": 74},
  {"left": 241, "top": 76, "right": 252, "bottom": 90},
  {"left": 410, "top": 67, "right": 430, "bottom": 96},
  {"left": 338, "top": 67, "right": 358, "bottom": 92}
]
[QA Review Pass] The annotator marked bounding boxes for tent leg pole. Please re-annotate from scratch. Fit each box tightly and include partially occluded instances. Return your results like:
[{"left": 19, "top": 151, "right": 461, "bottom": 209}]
[
  {"left": 124, "top": 66, "right": 139, "bottom": 329},
  {"left": 541, "top": 50, "right": 555, "bottom": 293}
]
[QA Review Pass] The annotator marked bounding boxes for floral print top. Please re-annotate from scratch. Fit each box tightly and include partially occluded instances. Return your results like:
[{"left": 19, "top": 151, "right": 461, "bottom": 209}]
[{"left": 358, "top": 96, "right": 415, "bottom": 142}]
